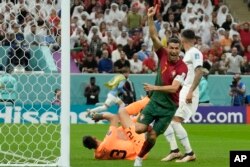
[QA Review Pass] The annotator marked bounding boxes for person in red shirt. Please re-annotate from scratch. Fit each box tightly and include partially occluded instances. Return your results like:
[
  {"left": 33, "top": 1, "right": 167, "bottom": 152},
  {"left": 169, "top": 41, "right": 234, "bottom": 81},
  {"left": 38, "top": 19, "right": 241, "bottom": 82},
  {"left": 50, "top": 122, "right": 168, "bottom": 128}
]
[
  {"left": 238, "top": 22, "right": 250, "bottom": 50},
  {"left": 245, "top": 45, "right": 250, "bottom": 62}
]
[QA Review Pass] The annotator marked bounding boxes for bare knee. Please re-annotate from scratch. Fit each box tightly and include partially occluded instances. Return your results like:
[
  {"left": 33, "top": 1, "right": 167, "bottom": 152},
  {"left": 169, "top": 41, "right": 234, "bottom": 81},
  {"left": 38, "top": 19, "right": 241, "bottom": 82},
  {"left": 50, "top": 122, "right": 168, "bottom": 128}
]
[{"left": 135, "top": 123, "right": 148, "bottom": 134}]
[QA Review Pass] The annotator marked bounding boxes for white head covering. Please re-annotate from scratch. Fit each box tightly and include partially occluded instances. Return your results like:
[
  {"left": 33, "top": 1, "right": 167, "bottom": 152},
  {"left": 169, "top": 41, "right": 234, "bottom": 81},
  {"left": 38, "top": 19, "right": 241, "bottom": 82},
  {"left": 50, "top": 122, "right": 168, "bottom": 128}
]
[{"left": 216, "top": 5, "right": 229, "bottom": 27}]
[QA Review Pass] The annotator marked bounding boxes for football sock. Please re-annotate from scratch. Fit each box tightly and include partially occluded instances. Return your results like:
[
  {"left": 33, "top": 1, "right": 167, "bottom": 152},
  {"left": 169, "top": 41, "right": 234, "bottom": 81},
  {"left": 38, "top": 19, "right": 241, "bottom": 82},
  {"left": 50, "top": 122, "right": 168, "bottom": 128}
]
[
  {"left": 138, "top": 138, "right": 155, "bottom": 158},
  {"left": 90, "top": 105, "right": 107, "bottom": 113},
  {"left": 171, "top": 121, "right": 192, "bottom": 153},
  {"left": 164, "top": 125, "right": 178, "bottom": 151}
]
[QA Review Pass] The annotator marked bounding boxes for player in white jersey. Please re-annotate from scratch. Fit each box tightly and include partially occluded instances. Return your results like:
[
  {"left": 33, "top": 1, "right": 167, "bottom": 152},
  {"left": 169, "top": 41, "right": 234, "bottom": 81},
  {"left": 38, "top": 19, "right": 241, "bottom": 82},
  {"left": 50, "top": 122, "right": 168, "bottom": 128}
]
[
  {"left": 86, "top": 72, "right": 127, "bottom": 117},
  {"left": 161, "top": 29, "right": 203, "bottom": 162}
]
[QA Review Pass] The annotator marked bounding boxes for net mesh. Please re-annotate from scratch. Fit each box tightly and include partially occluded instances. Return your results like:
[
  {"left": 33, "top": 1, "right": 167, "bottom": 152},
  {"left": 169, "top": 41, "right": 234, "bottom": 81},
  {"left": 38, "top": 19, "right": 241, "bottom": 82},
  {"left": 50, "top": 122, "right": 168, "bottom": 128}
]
[{"left": 0, "top": 0, "right": 61, "bottom": 165}]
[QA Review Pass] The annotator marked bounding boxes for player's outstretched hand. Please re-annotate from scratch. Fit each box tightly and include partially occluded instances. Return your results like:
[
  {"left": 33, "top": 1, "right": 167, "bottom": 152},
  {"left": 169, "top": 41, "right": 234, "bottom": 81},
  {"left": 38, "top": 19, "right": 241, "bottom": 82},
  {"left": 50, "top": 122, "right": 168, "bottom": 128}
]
[
  {"left": 147, "top": 5, "right": 157, "bottom": 18},
  {"left": 143, "top": 83, "right": 156, "bottom": 91},
  {"left": 86, "top": 109, "right": 96, "bottom": 118}
]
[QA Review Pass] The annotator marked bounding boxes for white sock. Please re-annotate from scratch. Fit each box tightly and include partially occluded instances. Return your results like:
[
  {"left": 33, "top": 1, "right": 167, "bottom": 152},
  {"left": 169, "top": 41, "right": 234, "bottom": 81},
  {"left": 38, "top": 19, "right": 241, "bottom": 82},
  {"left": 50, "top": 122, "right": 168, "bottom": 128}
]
[
  {"left": 164, "top": 124, "right": 178, "bottom": 151},
  {"left": 171, "top": 121, "right": 192, "bottom": 153},
  {"left": 90, "top": 105, "right": 108, "bottom": 113}
]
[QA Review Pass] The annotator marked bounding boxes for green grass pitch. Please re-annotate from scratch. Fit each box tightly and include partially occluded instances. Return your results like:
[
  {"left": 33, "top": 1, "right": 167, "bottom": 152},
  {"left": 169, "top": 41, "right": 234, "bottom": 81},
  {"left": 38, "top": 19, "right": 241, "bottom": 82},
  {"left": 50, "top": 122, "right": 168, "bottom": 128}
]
[{"left": 71, "top": 124, "right": 250, "bottom": 167}]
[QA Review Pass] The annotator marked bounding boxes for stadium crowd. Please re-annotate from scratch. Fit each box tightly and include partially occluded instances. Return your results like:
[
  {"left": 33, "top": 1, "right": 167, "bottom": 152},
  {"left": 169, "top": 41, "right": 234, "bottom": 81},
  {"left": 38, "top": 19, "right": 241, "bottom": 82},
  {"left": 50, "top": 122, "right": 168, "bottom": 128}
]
[
  {"left": 0, "top": 0, "right": 61, "bottom": 71},
  {"left": 0, "top": 0, "right": 249, "bottom": 74},
  {"left": 70, "top": 0, "right": 250, "bottom": 75}
]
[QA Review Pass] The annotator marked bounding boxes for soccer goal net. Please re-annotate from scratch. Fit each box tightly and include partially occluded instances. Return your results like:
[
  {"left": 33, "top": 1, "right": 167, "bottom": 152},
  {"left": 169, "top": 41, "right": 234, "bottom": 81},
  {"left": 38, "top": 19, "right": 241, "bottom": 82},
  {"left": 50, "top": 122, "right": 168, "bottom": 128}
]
[{"left": 0, "top": 0, "right": 69, "bottom": 166}]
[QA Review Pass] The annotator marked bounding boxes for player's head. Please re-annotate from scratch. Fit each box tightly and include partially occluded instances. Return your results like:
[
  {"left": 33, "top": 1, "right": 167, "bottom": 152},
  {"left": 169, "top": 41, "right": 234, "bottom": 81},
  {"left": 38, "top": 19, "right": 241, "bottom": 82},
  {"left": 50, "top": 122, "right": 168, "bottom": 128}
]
[
  {"left": 181, "top": 29, "right": 196, "bottom": 50},
  {"left": 167, "top": 37, "right": 181, "bottom": 62},
  {"left": 90, "top": 77, "right": 96, "bottom": 85},
  {"left": 82, "top": 136, "right": 98, "bottom": 149}
]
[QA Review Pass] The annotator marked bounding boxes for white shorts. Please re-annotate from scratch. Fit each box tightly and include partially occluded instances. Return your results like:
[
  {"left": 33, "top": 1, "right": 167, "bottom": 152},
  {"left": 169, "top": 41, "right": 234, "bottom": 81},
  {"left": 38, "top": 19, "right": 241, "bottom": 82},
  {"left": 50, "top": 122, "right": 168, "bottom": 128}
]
[
  {"left": 175, "top": 89, "right": 199, "bottom": 122},
  {"left": 105, "top": 93, "right": 123, "bottom": 107}
]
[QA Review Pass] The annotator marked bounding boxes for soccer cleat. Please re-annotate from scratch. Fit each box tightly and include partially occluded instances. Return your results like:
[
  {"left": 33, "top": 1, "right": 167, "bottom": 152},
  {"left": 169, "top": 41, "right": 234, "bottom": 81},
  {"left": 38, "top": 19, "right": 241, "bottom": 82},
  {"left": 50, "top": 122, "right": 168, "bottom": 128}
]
[
  {"left": 134, "top": 156, "right": 143, "bottom": 166},
  {"left": 161, "top": 151, "right": 182, "bottom": 161},
  {"left": 85, "top": 109, "right": 96, "bottom": 118},
  {"left": 175, "top": 153, "right": 196, "bottom": 162}
]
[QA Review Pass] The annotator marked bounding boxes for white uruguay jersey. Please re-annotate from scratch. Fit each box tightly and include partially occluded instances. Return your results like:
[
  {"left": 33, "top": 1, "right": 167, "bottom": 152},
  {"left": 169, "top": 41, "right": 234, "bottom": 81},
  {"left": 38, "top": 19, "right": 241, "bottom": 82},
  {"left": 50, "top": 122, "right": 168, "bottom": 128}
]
[{"left": 182, "top": 47, "right": 203, "bottom": 94}]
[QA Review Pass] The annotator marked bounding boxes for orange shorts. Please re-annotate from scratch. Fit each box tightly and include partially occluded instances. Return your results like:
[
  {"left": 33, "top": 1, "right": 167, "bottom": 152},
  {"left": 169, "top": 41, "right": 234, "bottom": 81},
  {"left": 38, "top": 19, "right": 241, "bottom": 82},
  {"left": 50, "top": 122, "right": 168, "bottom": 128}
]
[
  {"left": 125, "top": 96, "right": 150, "bottom": 115},
  {"left": 124, "top": 126, "right": 145, "bottom": 155}
]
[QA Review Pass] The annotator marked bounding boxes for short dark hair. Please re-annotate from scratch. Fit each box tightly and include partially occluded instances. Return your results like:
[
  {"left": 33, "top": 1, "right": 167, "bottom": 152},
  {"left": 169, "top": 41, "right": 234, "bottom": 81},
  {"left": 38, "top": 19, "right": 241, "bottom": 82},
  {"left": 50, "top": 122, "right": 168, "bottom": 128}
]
[
  {"left": 82, "top": 136, "right": 98, "bottom": 149},
  {"left": 181, "top": 29, "right": 196, "bottom": 40},
  {"left": 167, "top": 37, "right": 181, "bottom": 45}
]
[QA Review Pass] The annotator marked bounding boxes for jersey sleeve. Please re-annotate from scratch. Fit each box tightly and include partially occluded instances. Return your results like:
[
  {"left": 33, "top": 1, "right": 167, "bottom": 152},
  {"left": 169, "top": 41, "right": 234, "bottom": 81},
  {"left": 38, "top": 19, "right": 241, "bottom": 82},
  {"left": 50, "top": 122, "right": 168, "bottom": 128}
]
[
  {"left": 155, "top": 47, "right": 168, "bottom": 60},
  {"left": 191, "top": 51, "right": 203, "bottom": 70},
  {"left": 174, "top": 62, "right": 188, "bottom": 85}
]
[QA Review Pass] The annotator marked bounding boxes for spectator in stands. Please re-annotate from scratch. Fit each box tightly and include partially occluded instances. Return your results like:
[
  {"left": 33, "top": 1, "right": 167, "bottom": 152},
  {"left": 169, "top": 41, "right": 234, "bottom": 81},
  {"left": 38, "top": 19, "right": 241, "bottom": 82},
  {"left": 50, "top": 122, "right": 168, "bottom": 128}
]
[
  {"left": 203, "top": 52, "right": 214, "bottom": 73},
  {"left": 137, "top": 43, "right": 150, "bottom": 61},
  {"left": 220, "top": 30, "right": 232, "bottom": 52},
  {"left": 167, "top": 13, "right": 180, "bottom": 31},
  {"left": 89, "top": 34, "right": 102, "bottom": 57},
  {"left": 52, "top": 88, "right": 61, "bottom": 106},
  {"left": 216, "top": 5, "right": 229, "bottom": 27},
  {"left": 199, "top": 68, "right": 210, "bottom": 104},
  {"left": 111, "top": 21, "right": 125, "bottom": 39},
  {"left": 7, "top": 42, "right": 31, "bottom": 71},
  {"left": 200, "top": 14, "right": 213, "bottom": 45},
  {"left": 114, "top": 51, "right": 130, "bottom": 73},
  {"left": 127, "top": 4, "right": 142, "bottom": 33},
  {"left": 154, "top": 13, "right": 164, "bottom": 32},
  {"left": 216, "top": 53, "right": 228, "bottom": 74},
  {"left": 84, "top": 77, "right": 100, "bottom": 105},
  {"left": 231, "top": 34, "right": 244, "bottom": 56},
  {"left": 201, "top": 0, "right": 213, "bottom": 16},
  {"left": 229, "top": 23, "right": 240, "bottom": 39},
  {"left": 116, "top": 30, "right": 129, "bottom": 46},
  {"left": 159, "top": 22, "right": 170, "bottom": 40},
  {"left": 0, "top": 66, "right": 17, "bottom": 105},
  {"left": 96, "top": 42, "right": 112, "bottom": 60},
  {"left": 25, "top": 24, "right": 44, "bottom": 46},
  {"left": 211, "top": 17, "right": 220, "bottom": 30},
  {"left": 229, "top": 74, "right": 246, "bottom": 106},
  {"left": 82, "top": 54, "right": 98, "bottom": 73},
  {"left": 12, "top": 23, "right": 24, "bottom": 42},
  {"left": 123, "top": 38, "right": 138, "bottom": 59},
  {"left": 245, "top": 45, "right": 250, "bottom": 63},
  {"left": 143, "top": 51, "right": 157, "bottom": 73},
  {"left": 109, "top": 3, "right": 122, "bottom": 23},
  {"left": 129, "top": 53, "right": 143, "bottom": 74},
  {"left": 98, "top": 49, "right": 113, "bottom": 73},
  {"left": 181, "top": 4, "right": 194, "bottom": 27},
  {"left": 221, "top": 14, "right": 233, "bottom": 31},
  {"left": 112, "top": 44, "right": 124, "bottom": 63},
  {"left": 237, "top": 22, "right": 250, "bottom": 50},
  {"left": 225, "top": 47, "right": 246, "bottom": 75}
]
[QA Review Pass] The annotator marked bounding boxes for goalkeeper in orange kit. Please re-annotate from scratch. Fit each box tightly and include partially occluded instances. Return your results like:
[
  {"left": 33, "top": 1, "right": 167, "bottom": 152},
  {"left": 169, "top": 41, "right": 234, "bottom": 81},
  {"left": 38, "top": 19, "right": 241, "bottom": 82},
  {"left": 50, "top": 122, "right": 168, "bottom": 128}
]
[{"left": 82, "top": 97, "right": 150, "bottom": 160}]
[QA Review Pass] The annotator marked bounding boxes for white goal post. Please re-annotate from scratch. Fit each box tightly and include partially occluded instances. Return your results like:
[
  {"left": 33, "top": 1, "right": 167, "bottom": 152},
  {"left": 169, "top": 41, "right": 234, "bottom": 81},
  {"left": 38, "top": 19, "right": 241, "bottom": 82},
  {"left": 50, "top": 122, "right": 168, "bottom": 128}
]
[{"left": 0, "top": 0, "right": 70, "bottom": 166}]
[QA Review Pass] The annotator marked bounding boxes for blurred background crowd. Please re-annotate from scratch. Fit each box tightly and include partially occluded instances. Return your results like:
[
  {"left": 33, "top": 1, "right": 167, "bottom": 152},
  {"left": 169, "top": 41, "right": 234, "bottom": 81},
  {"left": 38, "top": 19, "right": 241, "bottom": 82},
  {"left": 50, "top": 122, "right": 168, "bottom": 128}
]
[{"left": 0, "top": 0, "right": 249, "bottom": 75}]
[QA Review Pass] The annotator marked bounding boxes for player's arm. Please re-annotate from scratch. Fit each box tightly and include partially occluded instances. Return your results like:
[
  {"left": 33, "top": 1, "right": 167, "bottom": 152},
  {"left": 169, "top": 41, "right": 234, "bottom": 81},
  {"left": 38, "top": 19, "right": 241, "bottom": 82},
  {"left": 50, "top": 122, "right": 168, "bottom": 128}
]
[
  {"left": 92, "top": 113, "right": 119, "bottom": 127},
  {"left": 148, "top": 6, "right": 163, "bottom": 51},
  {"left": 143, "top": 80, "right": 181, "bottom": 93},
  {"left": 189, "top": 66, "right": 203, "bottom": 93},
  {"left": 143, "top": 71, "right": 186, "bottom": 93}
]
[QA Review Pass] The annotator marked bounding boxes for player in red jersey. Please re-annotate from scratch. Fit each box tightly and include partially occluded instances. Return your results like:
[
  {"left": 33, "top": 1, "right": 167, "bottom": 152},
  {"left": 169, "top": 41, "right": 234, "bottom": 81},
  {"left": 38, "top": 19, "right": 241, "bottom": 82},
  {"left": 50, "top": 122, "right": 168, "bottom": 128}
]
[{"left": 133, "top": 5, "right": 188, "bottom": 166}]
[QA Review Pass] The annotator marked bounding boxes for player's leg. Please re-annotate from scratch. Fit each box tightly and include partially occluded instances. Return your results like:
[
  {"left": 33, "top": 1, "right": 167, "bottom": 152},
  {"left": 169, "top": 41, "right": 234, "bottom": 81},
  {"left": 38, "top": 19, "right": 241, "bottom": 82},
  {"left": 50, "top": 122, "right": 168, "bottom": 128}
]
[
  {"left": 161, "top": 124, "right": 182, "bottom": 161},
  {"left": 173, "top": 101, "right": 197, "bottom": 162},
  {"left": 119, "top": 96, "right": 150, "bottom": 128},
  {"left": 134, "top": 101, "right": 155, "bottom": 166},
  {"left": 86, "top": 93, "right": 116, "bottom": 117}
]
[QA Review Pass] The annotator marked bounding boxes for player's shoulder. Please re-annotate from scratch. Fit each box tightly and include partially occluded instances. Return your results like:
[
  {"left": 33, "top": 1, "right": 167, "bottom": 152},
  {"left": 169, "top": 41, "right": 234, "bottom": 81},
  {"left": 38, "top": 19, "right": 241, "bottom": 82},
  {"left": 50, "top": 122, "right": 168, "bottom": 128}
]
[{"left": 189, "top": 47, "right": 202, "bottom": 54}]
